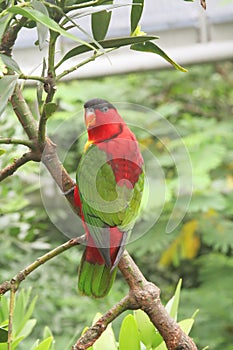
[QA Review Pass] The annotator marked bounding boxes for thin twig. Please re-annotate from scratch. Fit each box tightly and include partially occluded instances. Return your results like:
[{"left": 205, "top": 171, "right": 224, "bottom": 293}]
[
  {"left": 18, "top": 74, "right": 47, "bottom": 83},
  {"left": 56, "top": 49, "right": 115, "bottom": 81},
  {"left": 7, "top": 284, "right": 17, "bottom": 350},
  {"left": 0, "top": 152, "right": 37, "bottom": 182},
  {"left": 64, "top": 0, "right": 99, "bottom": 12},
  {"left": 0, "top": 138, "right": 34, "bottom": 148},
  {"left": 0, "top": 236, "right": 85, "bottom": 296},
  {"left": 72, "top": 295, "right": 132, "bottom": 350},
  {"left": 38, "top": 31, "right": 58, "bottom": 147},
  {"left": 201, "top": 0, "right": 206, "bottom": 10}
]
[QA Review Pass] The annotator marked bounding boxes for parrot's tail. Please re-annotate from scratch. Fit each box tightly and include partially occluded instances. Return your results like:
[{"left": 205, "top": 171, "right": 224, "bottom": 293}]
[{"left": 78, "top": 246, "right": 117, "bottom": 298}]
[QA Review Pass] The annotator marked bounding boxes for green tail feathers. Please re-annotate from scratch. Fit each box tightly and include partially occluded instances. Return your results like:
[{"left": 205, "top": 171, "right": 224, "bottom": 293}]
[{"left": 78, "top": 256, "right": 117, "bottom": 298}]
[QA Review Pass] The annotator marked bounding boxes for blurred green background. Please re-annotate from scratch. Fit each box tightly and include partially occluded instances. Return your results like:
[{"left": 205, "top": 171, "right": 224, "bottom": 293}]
[{"left": 0, "top": 61, "right": 233, "bottom": 350}]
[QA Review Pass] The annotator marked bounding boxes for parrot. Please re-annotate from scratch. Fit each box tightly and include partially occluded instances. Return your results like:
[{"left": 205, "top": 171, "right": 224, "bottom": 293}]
[{"left": 74, "top": 98, "right": 144, "bottom": 298}]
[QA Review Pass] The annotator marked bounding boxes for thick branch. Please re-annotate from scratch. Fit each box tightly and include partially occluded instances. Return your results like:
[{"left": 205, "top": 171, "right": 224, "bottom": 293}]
[
  {"left": 41, "top": 139, "right": 80, "bottom": 215},
  {"left": 11, "top": 85, "right": 38, "bottom": 141},
  {"left": 118, "top": 252, "right": 198, "bottom": 350},
  {"left": 0, "top": 236, "right": 85, "bottom": 296},
  {"left": 0, "top": 17, "right": 27, "bottom": 56}
]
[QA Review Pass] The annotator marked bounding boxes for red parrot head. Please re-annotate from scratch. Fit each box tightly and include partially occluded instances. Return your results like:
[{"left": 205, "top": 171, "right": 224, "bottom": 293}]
[{"left": 84, "top": 98, "right": 124, "bottom": 143}]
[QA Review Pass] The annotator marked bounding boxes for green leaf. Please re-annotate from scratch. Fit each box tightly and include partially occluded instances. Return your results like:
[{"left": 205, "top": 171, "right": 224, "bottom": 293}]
[
  {"left": 32, "top": 0, "right": 49, "bottom": 50},
  {"left": 43, "top": 326, "right": 53, "bottom": 340},
  {"left": 11, "top": 335, "right": 25, "bottom": 348},
  {"left": 134, "top": 309, "right": 163, "bottom": 348},
  {"left": 73, "top": 3, "right": 132, "bottom": 19},
  {"left": 0, "top": 149, "right": 6, "bottom": 156},
  {"left": 30, "top": 339, "right": 40, "bottom": 350},
  {"left": 165, "top": 279, "right": 182, "bottom": 321},
  {"left": 131, "top": 41, "right": 188, "bottom": 72},
  {"left": 7, "top": 7, "right": 94, "bottom": 49},
  {"left": 91, "top": 9, "right": 112, "bottom": 41},
  {"left": 15, "top": 296, "right": 38, "bottom": 337},
  {"left": 0, "top": 327, "right": 8, "bottom": 343},
  {"left": 131, "top": 0, "right": 144, "bottom": 34},
  {"left": 16, "top": 319, "right": 37, "bottom": 339},
  {"left": 33, "top": 336, "right": 53, "bottom": 350},
  {"left": 0, "top": 75, "right": 18, "bottom": 116},
  {"left": 178, "top": 318, "right": 194, "bottom": 335},
  {"left": 0, "top": 54, "right": 21, "bottom": 74},
  {"left": 44, "top": 102, "right": 57, "bottom": 118},
  {"left": 57, "top": 35, "right": 158, "bottom": 66},
  {"left": 119, "top": 314, "right": 140, "bottom": 350},
  {"left": 93, "top": 322, "right": 117, "bottom": 350}
]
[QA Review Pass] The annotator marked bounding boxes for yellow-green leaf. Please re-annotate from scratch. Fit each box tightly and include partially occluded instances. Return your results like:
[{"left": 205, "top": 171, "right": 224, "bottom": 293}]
[
  {"left": 119, "top": 314, "right": 140, "bottom": 350},
  {"left": 134, "top": 309, "right": 163, "bottom": 348},
  {"left": 165, "top": 279, "right": 182, "bottom": 321}
]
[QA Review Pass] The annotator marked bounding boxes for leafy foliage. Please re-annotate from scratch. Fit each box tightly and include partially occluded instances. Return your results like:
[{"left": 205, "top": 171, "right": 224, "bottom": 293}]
[{"left": 0, "top": 289, "right": 54, "bottom": 350}]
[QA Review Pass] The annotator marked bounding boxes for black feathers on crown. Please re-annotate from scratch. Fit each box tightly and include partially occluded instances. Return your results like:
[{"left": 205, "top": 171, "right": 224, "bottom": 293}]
[{"left": 84, "top": 98, "right": 116, "bottom": 110}]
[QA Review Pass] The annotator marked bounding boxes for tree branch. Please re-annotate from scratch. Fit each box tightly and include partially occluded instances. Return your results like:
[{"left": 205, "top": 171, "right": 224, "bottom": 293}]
[
  {"left": 0, "top": 17, "right": 27, "bottom": 56},
  {"left": 18, "top": 74, "right": 47, "bottom": 83},
  {"left": 41, "top": 139, "right": 80, "bottom": 216},
  {"left": 72, "top": 296, "right": 132, "bottom": 350},
  {"left": 11, "top": 85, "right": 38, "bottom": 141},
  {"left": 0, "top": 152, "right": 37, "bottom": 182},
  {"left": 201, "top": 0, "right": 206, "bottom": 10},
  {"left": 0, "top": 236, "right": 85, "bottom": 296},
  {"left": 119, "top": 252, "right": 198, "bottom": 350},
  {"left": 38, "top": 31, "right": 58, "bottom": 147},
  {"left": 0, "top": 137, "right": 34, "bottom": 148},
  {"left": 7, "top": 283, "right": 17, "bottom": 350},
  {"left": 64, "top": 0, "right": 99, "bottom": 12},
  {"left": 56, "top": 49, "right": 114, "bottom": 80}
]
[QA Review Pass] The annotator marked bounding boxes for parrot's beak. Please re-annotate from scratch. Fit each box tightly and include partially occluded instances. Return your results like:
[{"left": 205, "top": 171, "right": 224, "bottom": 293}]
[{"left": 85, "top": 108, "right": 96, "bottom": 129}]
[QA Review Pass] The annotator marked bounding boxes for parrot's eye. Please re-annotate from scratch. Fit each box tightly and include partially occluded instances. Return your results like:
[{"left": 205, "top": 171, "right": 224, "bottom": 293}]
[
  {"left": 101, "top": 106, "right": 109, "bottom": 113},
  {"left": 87, "top": 107, "right": 95, "bottom": 113}
]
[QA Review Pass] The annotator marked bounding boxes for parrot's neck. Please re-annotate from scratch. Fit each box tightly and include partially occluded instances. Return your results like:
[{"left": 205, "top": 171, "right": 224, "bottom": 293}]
[{"left": 87, "top": 123, "right": 123, "bottom": 144}]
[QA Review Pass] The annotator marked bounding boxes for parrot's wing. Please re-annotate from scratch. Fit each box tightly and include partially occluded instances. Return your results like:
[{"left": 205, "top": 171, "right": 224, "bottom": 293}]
[{"left": 76, "top": 143, "right": 144, "bottom": 265}]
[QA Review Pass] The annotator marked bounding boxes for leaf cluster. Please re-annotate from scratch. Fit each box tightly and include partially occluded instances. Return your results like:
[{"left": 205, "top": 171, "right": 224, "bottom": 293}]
[{"left": 0, "top": 289, "right": 54, "bottom": 350}]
